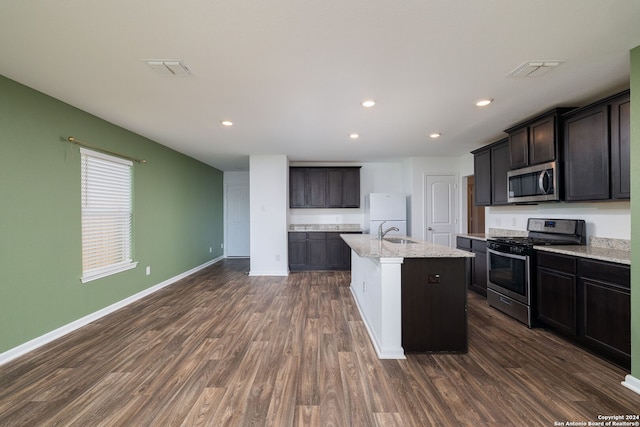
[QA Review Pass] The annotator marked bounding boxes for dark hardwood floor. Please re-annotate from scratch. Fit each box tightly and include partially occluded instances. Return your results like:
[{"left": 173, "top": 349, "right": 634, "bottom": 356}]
[{"left": 1, "top": 258, "right": 638, "bottom": 426}]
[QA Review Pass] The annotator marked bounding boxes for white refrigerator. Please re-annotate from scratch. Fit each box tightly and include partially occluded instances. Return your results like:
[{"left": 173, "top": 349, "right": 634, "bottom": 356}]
[{"left": 364, "top": 193, "right": 407, "bottom": 236}]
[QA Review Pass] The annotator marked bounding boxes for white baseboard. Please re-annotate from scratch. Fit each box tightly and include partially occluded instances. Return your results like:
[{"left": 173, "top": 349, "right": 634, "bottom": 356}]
[
  {"left": 248, "top": 270, "right": 289, "bottom": 276},
  {"left": 349, "top": 286, "right": 406, "bottom": 360},
  {"left": 622, "top": 374, "right": 640, "bottom": 396},
  {"left": 0, "top": 256, "right": 223, "bottom": 366}
]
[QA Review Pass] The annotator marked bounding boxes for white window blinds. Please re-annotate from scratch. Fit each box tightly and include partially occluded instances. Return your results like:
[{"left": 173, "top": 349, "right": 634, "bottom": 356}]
[{"left": 80, "top": 148, "right": 137, "bottom": 283}]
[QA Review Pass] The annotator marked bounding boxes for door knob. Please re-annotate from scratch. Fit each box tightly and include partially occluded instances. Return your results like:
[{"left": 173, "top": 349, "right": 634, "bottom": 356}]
[{"left": 427, "top": 227, "right": 433, "bottom": 231}]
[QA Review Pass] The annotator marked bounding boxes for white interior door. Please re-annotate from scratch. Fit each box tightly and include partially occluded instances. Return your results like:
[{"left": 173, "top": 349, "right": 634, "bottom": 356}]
[
  {"left": 425, "top": 175, "right": 457, "bottom": 247},
  {"left": 226, "top": 185, "right": 250, "bottom": 257}
]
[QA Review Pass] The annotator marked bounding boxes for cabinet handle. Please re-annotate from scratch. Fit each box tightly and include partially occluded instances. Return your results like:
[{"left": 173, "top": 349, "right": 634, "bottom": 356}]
[{"left": 500, "top": 297, "right": 512, "bottom": 306}]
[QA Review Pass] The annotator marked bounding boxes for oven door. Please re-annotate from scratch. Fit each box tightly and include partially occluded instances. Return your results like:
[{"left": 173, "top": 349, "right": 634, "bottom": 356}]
[{"left": 486, "top": 248, "right": 530, "bottom": 305}]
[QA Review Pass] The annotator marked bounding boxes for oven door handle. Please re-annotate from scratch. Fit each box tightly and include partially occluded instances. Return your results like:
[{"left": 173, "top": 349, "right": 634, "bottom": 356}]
[{"left": 487, "top": 247, "right": 528, "bottom": 261}]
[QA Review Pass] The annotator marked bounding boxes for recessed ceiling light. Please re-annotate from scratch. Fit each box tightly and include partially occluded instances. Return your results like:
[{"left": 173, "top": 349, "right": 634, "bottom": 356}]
[
  {"left": 429, "top": 132, "right": 442, "bottom": 139},
  {"left": 361, "top": 100, "right": 376, "bottom": 108},
  {"left": 475, "top": 99, "right": 493, "bottom": 107},
  {"left": 221, "top": 120, "right": 233, "bottom": 126},
  {"left": 349, "top": 133, "right": 360, "bottom": 139}
]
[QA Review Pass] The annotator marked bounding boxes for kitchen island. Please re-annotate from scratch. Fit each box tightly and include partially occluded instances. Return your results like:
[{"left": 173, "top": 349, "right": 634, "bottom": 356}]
[{"left": 341, "top": 234, "right": 474, "bottom": 359}]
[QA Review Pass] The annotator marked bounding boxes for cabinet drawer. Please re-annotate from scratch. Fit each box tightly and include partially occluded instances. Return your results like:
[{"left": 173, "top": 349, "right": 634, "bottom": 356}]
[
  {"left": 471, "top": 239, "right": 486, "bottom": 253},
  {"left": 456, "top": 237, "right": 471, "bottom": 250},
  {"left": 536, "top": 251, "right": 576, "bottom": 274},
  {"left": 578, "top": 259, "right": 629, "bottom": 289}
]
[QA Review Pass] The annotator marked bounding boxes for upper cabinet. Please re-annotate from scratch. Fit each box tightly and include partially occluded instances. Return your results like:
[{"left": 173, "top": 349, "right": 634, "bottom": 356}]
[
  {"left": 563, "top": 90, "right": 630, "bottom": 201},
  {"left": 610, "top": 92, "right": 631, "bottom": 199},
  {"left": 471, "top": 138, "right": 509, "bottom": 206},
  {"left": 505, "top": 108, "right": 574, "bottom": 169},
  {"left": 290, "top": 167, "right": 361, "bottom": 208}
]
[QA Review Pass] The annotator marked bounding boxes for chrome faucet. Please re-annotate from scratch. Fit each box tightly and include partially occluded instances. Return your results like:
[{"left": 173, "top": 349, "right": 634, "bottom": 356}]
[{"left": 378, "top": 221, "right": 400, "bottom": 240}]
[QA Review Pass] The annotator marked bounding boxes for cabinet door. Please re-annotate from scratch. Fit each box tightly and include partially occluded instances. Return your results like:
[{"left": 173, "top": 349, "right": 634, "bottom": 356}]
[
  {"left": 564, "top": 105, "right": 610, "bottom": 201},
  {"left": 288, "top": 233, "right": 307, "bottom": 269},
  {"left": 289, "top": 168, "right": 306, "bottom": 208},
  {"left": 536, "top": 267, "right": 577, "bottom": 335},
  {"left": 581, "top": 279, "right": 630, "bottom": 359},
  {"left": 342, "top": 168, "right": 360, "bottom": 208},
  {"left": 490, "top": 141, "right": 510, "bottom": 205},
  {"left": 529, "top": 115, "right": 556, "bottom": 165},
  {"left": 326, "top": 169, "right": 344, "bottom": 208},
  {"left": 327, "top": 232, "right": 344, "bottom": 268},
  {"left": 610, "top": 93, "right": 630, "bottom": 199},
  {"left": 471, "top": 246, "right": 487, "bottom": 297},
  {"left": 508, "top": 127, "right": 529, "bottom": 169},
  {"left": 306, "top": 169, "right": 327, "bottom": 207},
  {"left": 473, "top": 148, "right": 492, "bottom": 206},
  {"left": 307, "top": 232, "right": 327, "bottom": 267}
]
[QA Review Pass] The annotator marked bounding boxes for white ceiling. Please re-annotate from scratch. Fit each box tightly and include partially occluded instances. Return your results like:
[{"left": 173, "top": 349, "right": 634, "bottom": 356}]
[{"left": 1, "top": 1, "right": 639, "bottom": 171}]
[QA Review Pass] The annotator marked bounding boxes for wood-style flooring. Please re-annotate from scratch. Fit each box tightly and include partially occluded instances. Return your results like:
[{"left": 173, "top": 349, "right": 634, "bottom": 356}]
[{"left": 1, "top": 258, "right": 639, "bottom": 426}]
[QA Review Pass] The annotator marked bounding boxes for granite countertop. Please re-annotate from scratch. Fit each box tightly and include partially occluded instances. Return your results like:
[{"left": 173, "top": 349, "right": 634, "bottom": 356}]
[
  {"left": 289, "top": 223, "right": 362, "bottom": 232},
  {"left": 341, "top": 233, "right": 475, "bottom": 259},
  {"left": 456, "top": 233, "right": 487, "bottom": 241},
  {"left": 534, "top": 245, "right": 631, "bottom": 265}
]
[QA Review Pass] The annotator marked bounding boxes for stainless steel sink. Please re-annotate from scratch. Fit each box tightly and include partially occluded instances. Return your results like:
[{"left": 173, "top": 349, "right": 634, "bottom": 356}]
[{"left": 384, "top": 237, "right": 417, "bottom": 244}]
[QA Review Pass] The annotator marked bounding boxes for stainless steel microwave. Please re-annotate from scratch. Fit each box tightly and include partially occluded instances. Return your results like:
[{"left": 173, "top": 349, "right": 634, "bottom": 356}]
[{"left": 507, "top": 161, "right": 559, "bottom": 203}]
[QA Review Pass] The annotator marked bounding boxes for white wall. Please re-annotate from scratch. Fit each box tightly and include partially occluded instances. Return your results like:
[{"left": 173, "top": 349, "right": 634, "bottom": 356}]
[
  {"left": 249, "top": 155, "right": 289, "bottom": 275},
  {"left": 486, "top": 201, "right": 631, "bottom": 240}
]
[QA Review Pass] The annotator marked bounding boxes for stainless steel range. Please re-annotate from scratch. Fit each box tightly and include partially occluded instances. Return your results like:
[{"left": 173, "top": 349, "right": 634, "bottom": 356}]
[{"left": 486, "top": 218, "right": 586, "bottom": 327}]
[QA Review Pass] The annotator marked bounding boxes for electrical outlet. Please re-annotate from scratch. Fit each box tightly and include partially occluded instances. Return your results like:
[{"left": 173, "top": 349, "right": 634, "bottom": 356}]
[
  {"left": 220, "top": 243, "right": 224, "bottom": 249},
  {"left": 146, "top": 266, "right": 151, "bottom": 276},
  {"left": 275, "top": 254, "right": 280, "bottom": 261},
  {"left": 362, "top": 281, "right": 366, "bottom": 292},
  {"left": 209, "top": 247, "right": 212, "bottom": 253}
]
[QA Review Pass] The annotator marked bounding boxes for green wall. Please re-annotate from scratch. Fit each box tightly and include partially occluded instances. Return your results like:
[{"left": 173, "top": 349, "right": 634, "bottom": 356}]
[
  {"left": 0, "top": 75, "right": 224, "bottom": 354},
  {"left": 631, "top": 45, "right": 640, "bottom": 378}
]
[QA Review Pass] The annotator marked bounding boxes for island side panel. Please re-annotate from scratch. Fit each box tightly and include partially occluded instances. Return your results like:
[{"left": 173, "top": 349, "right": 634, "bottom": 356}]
[
  {"left": 349, "top": 250, "right": 405, "bottom": 359},
  {"left": 401, "top": 257, "right": 468, "bottom": 353}
]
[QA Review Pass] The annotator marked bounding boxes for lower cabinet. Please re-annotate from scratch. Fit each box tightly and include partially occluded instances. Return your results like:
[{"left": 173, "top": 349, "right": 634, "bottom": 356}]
[
  {"left": 288, "top": 231, "right": 358, "bottom": 271},
  {"left": 536, "top": 252, "right": 577, "bottom": 335},
  {"left": 456, "top": 236, "right": 487, "bottom": 297},
  {"left": 535, "top": 251, "right": 630, "bottom": 369},
  {"left": 401, "top": 258, "right": 468, "bottom": 353}
]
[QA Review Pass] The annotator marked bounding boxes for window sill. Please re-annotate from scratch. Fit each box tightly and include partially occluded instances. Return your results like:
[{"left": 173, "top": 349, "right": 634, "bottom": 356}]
[{"left": 81, "top": 261, "right": 139, "bottom": 284}]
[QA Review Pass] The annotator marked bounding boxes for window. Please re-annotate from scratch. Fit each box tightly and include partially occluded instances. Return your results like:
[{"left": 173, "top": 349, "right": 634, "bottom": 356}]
[{"left": 80, "top": 148, "right": 137, "bottom": 283}]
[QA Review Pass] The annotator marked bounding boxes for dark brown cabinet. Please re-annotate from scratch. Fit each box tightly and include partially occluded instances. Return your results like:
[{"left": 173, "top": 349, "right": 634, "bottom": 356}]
[
  {"left": 578, "top": 258, "right": 630, "bottom": 368},
  {"left": 490, "top": 140, "right": 510, "bottom": 205},
  {"left": 401, "top": 258, "right": 468, "bottom": 353},
  {"left": 472, "top": 147, "right": 491, "bottom": 206},
  {"left": 456, "top": 236, "right": 487, "bottom": 297},
  {"left": 535, "top": 251, "right": 630, "bottom": 369},
  {"left": 471, "top": 138, "right": 509, "bottom": 206},
  {"left": 290, "top": 167, "right": 360, "bottom": 208},
  {"left": 610, "top": 92, "right": 631, "bottom": 199},
  {"left": 536, "top": 252, "right": 577, "bottom": 335},
  {"left": 563, "top": 90, "right": 630, "bottom": 202},
  {"left": 505, "top": 108, "right": 572, "bottom": 169},
  {"left": 288, "top": 231, "right": 359, "bottom": 271},
  {"left": 327, "top": 232, "right": 352, "bottom": 269},
  {"left": 563, "top": 104, "right": 609, "bottom": 201}
]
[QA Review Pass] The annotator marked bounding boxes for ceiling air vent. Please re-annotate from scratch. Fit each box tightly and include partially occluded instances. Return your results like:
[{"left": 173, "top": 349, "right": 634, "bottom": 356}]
[
  {"left": 146, "top": 60, "right": 191, "bottom": 76},
  {"left": 508, "top": 61, "right": 564, "bottom": 77}
]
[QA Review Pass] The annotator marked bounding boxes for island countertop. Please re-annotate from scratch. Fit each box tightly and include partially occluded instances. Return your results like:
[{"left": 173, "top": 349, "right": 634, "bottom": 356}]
[{"left": 341, "top": 233, "right": 475, "bottom": 259}]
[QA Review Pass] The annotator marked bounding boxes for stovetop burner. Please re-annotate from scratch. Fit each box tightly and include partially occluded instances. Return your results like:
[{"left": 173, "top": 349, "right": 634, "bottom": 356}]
[
  {"left": 489, "top": 236, "right": 578, "bottom": 247},
  {"left": 487, "top": 218, "right": 587, "bottom": 248}
]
